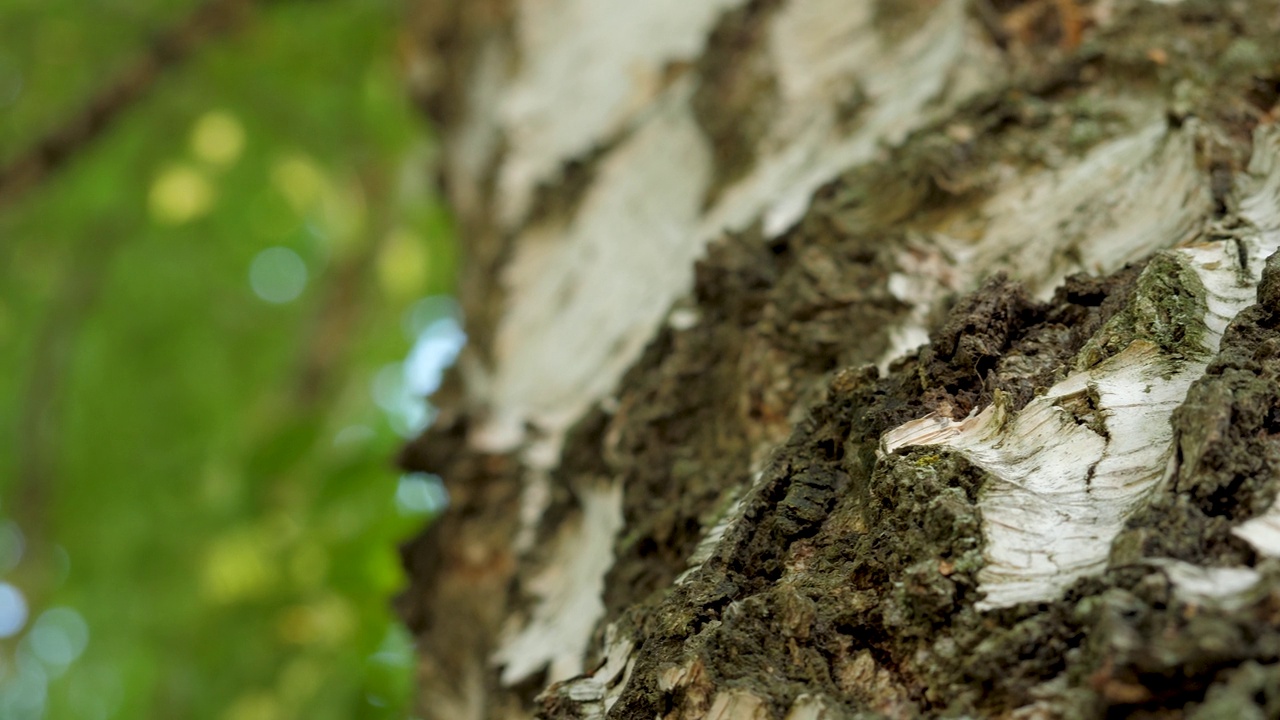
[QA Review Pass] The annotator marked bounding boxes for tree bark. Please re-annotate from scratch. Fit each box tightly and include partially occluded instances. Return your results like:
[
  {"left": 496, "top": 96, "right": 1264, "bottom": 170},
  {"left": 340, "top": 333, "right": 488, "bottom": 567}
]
[{"left": 397, "top": 1, "right": 1280, "bottom": 718}]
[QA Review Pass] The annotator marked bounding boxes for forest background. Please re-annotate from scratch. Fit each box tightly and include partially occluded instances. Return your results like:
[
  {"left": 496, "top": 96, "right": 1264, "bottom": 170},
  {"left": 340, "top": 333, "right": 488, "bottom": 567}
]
[{"left": 0, "top": 1, "right": 453, "bottom": 718}]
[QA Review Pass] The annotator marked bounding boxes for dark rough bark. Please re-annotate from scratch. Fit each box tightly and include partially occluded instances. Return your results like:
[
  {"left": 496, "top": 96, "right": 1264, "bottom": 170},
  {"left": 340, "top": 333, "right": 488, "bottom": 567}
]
[{"left": 399, "top": 2, "right": 1280, "bottom": 718}]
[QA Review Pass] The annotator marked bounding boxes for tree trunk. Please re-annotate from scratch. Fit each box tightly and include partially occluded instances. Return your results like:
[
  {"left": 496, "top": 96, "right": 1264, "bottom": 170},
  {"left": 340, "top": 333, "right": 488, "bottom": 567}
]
[{"left": 396, "top": 1, "right": 1280, "bottom": 717}]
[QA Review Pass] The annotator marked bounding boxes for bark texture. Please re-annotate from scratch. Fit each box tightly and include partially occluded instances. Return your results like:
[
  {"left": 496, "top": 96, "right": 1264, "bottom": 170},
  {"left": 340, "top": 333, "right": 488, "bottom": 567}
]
[{"left": 398, "top": 1, "right": 1280, "bottom": 717}]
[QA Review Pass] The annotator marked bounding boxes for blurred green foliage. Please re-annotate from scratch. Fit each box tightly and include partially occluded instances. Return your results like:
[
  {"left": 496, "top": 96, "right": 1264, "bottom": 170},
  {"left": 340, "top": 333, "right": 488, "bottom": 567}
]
[{"left": 0, "top": 1, "right": 452, "bottom": 718}]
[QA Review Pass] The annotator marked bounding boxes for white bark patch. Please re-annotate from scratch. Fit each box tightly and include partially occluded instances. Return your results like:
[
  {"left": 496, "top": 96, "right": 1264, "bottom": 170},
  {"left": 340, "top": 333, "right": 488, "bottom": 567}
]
[
  {"left": 883, "top": 341, "right": 1180, "bottom": 608},
  {"left": 707, "top": 690, "right": 769, "bottom": 720},
  {"left": 496, "top": 0, "right": 746, "bottom": 225},
  {"left": 1233, "top": 512, "right": 1280, "bottom": 558},
  {"left": 657, "top": 659, "right": 699, "bottom": 693},
  {"left": 479, "top": 92, "right": 713, "bottom": 453},
  {"left": 784, "top": 694, "right": 840, "bottom": 720},
  {"left": 881, "top": 126, "right": 1280, "bottom": 608},
  {"left": 493, "top": 482, "right": 624, "bottom": 685},
  {"left": 1151, "top": 559, "right": 1261, "bottom": 611},
  {"left": 708, "top": 0, "right": 1005, "bottom": 238},
  {"left": 883, "top": 122, "right": 1212, "bottom": 369},
  {"left": 446, "top": 37, "right": 508, "bottom": 223},
  {"left": 882, "top": 238, "right": 960, "bottom": 371},
  {"left": 536, "top": 626, "right": 635, "bottom": 719},
  {"left": 514, "top": 470, "right": 552, "bottom": 555},
  {"left": 964, "top": 123, "right": 1210, "bottom": 297},
  {"left": 596, "top": 627, "right": 636, "bottom": 712}
]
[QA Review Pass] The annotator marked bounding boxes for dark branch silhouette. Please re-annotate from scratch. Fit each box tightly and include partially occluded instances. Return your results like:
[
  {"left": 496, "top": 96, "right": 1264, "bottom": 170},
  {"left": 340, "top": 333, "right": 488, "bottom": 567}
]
[{"left": 0, "top": 0, "right": 254, "bottom": 207}]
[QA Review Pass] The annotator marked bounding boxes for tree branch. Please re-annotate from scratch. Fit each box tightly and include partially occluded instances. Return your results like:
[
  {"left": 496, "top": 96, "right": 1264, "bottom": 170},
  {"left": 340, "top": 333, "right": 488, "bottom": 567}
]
[{"left": 0, "top": 0, "right": 254, "bottom": 207}]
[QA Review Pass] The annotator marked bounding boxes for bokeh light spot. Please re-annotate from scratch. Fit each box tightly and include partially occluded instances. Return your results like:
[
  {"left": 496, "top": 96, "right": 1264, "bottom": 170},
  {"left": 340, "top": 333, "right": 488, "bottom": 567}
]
[
  {"left": 395, "top": 473, "right": 449, "bottom": 516},
  {"left": 405, "top": 317, "right": 466, "bottom": 397},
  {"left": 376, "top": 228, "right": 427, "bottom": 300},
  {"left": 271, "top": 154, "right": 328, "bottom": 213},
  {"left": 0, "top": 582, "right": 29, "bottom": 637},
  {"left": 402, "top": 295, "right": 462, "bottom": 340},
  {"left": 318, "top": 177, "right": 367, "bottom": 248},
  {"left": 29, "top": 607, "right": 89, "bottom": 669},
  {"left": 276, "top": 596, "right": 354, "bottom": 647},
  {"left": 249, "top": 247, "right": 308, "bottom": 304},
  {"left": 371, "top": 362, "right": 434, "bottom": 437},
  {"left": 202, "top": 530, "right": 273, "bottom": 604},
  {"left": 371, "top": 363, "right": 407, "bottom": 413},
  {"left": 149, "top": 165, "right": 215, "bottom": 225},
  {"left": 368, "top": 624, "right": 415, "bottom": 668},
  {"left": 191, "top": 110, "right": 246, "bottom": 167}
]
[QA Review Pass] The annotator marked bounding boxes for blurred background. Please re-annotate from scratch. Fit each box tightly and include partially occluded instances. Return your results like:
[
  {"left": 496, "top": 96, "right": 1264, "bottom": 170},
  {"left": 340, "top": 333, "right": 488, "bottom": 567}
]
[{"left": 0, "top": 0, "right": 456, "bottom": 718}]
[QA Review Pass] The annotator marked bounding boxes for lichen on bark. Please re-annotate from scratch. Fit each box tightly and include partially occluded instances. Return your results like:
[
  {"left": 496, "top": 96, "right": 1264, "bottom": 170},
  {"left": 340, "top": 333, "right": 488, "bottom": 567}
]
[{"left": 1076, "top": 251, "right": 1210, "bottom": 370}]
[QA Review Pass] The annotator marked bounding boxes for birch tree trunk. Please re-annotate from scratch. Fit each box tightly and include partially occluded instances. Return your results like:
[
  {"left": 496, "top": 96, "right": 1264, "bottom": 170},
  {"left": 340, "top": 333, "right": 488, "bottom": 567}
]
[{"left": 396, "top": 2, "right": 1280, "bottom": 717}]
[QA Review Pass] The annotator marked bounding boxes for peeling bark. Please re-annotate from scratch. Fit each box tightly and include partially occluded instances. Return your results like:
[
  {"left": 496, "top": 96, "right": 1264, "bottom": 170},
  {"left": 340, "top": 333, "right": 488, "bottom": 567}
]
[{"left": 400, "top": 1, "right": 1280, "bottom": 718}]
